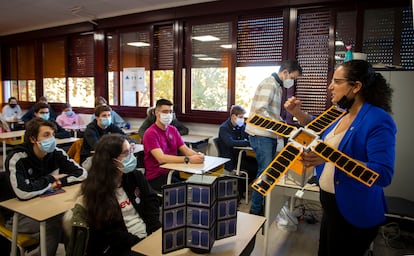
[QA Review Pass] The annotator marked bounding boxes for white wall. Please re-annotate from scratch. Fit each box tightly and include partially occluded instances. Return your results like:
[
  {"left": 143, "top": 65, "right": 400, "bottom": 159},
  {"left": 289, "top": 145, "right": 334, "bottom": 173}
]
[{"left": 379, "top": 71, "right": 414, "bottom": 201}]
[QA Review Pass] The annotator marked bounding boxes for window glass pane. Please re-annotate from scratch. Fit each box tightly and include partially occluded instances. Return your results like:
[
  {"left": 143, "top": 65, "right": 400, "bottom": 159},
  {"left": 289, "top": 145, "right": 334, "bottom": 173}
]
[
  {"left": 43, "top": 78, "right": 66, "bottom": 103},
  {"left": 120, "top": 31, "right": 150, "bottom": 107},
  {"left": 153, "top": 70, "right": 173, "bottom": 102},
  {"left": 68, "top": 77, "right": 95, "bottom": 107},
  {"left": 107, "top": 32, "right": 119, "bottom": 105},
  {"left": 235, "top": 66, "right": 280, "bottom": 116},
  {"left": 190, "top": 22, "right": 231, "bottom": 111}
]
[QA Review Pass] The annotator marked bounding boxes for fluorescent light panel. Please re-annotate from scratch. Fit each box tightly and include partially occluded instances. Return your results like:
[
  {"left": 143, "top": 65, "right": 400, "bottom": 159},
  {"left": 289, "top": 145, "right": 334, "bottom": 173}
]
[
  {"left": 127, "top": 42, "right": 150, "bottom": 47},
  {"left": 192, "top": 35, "right": 220, "bottom": 42}
]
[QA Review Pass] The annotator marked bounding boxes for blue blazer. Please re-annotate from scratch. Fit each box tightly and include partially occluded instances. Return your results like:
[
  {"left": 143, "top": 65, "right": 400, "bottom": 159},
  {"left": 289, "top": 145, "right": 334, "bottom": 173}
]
[{"left": 316, "top": 102, "right": 396, "bottom": 228}]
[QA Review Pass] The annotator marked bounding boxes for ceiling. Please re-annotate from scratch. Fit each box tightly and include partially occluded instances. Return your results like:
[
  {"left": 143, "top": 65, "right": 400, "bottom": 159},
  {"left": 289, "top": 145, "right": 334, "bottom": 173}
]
[{"left": 0, "top": 0, "right": 216, "bottom": 36}]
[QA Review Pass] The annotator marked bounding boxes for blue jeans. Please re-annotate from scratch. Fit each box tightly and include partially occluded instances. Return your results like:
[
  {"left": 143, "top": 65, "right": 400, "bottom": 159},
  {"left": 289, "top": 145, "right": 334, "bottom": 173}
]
[{"left": 249, "top": 135, "right": 278, "bottom": 213}]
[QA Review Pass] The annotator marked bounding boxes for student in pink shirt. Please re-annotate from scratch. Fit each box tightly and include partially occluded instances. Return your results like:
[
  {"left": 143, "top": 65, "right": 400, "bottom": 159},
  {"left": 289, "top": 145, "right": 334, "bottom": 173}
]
[{"left": 56, "top": 103, "right": 84, "bottom": 127}]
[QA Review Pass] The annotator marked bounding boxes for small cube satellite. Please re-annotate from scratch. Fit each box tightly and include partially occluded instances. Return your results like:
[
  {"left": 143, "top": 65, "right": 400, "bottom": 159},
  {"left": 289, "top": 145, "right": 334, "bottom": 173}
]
[{"left": 162, "top": 175, "right": 238, "bottom": 254}]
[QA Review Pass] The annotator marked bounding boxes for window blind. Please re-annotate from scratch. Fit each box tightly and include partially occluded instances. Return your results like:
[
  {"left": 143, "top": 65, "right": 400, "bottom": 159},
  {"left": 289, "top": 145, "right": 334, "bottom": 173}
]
[
  {"left": 68, "top": 34, "right": 95, "bottom": 77},
  {"left": 43, "top": 40, "right": 65, "bottom": 78},
  {"left": 153, "top": 25, "right": 174, "bottom": 70}
]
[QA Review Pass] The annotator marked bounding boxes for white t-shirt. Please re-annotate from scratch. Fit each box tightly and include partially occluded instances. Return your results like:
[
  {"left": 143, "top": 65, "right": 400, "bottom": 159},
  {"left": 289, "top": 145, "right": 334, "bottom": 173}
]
[{"left": 115, "top": 187, "right": 147, "bottom": 239}]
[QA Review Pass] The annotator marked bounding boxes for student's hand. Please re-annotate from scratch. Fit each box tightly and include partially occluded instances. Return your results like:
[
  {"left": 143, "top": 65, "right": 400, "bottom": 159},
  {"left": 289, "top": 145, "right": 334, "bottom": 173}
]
[
  {"left": 301, "top": 151, "right": 325, "bottom": 167},
  {"left": 284, "top": 96, "right": 302, "bottom": 116},
  {"left": 190, "top": 152, "right": 204, "bottom": 164}
]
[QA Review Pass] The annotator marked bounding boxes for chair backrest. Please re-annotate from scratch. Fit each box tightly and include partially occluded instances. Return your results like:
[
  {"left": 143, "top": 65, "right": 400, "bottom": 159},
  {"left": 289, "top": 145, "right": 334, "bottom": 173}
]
[
  {"left": 67, "top": 138, "right": 84, "bottom": 164},
  {"left": 213, "top": 137, "right": 224, "bottom": 157}
]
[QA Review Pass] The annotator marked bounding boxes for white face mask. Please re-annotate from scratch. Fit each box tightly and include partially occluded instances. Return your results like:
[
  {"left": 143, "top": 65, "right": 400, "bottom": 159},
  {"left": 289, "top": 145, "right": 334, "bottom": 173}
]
[
  {"left": 283, "top": 79, "right": 294, "bottom": 89},
  {"left": 160, "top": 113, "right": 173, "bottom": 126},
  {"left": 235, "top": 117, "right": 245, "bottom": 127}
]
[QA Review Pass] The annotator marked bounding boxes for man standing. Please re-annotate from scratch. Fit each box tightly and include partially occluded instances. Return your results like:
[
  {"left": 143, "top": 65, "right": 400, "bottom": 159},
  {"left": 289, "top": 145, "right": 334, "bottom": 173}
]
[
  {"left": 143, "top": 99, "right": 204, "bottom": 192},
  {"left": 4, "top": 117, "right": 87, "bottom": 256},
  {"left": 246, "top": 60, "right": 302, "bottom": 215}
]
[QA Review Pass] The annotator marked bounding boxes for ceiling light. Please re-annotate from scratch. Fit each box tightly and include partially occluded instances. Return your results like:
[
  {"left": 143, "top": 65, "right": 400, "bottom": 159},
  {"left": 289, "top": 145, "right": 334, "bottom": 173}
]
[
  {"left": 193, "top": 54, "right": 207, "bottom": 57},
  {"left": 198, "top": 57, "right": 221, "bottom": 61},
  {"left": 127, "top": 42, "right": 150, "bottom": 47},
  {"left": 192, "top": 35, "right": 220, "bottom": 42},
  {"left": 220, "top": 44, "right": 232, "bottom": 49},
  {"left": 335, "top": 41, "right": 344, "bottom": 46}
]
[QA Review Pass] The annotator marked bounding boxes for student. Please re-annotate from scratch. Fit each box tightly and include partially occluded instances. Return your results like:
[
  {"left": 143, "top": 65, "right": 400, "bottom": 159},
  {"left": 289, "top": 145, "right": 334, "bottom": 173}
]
[
  {"left": 2, "top": 96, "right": 22, "bottom": 122},
  {"left": 21, "top": 96, "right": 57, "bottom": 123},
  {"left": 284, "top": 60, "right": 396, "bottom": 255},
  {"left": 143, "top": 99, "right": 204, "bottom": 192},
  {"left": 65, "top": 134, "right": 160, "bottom": 256},
  {"left": 81, "top": 105, "right": 133, "bottom": 164},
  {"left": 4, "top": 117, "right": 87, "bottom": 256},
  {"left": 246, "top": 59, "right": 302, "bottom": 216},
  {"left": 34, "top": 102, "right": 72, "bottom": 139},
  {"left": 56, "top": 103, "right": 84, "bottom": 127},
  {"left": 138, "top": 106, "right": 189, "bottom": 141},
  {"left": 92, "top": 96, "right": 127, "bottom": 129}
]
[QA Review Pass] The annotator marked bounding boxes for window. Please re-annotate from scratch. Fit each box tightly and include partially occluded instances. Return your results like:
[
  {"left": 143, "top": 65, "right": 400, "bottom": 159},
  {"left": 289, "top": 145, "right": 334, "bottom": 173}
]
[
  {"left": 187, "top": 21, "right": 232, "bottom": 112},
  {"left": 2, "top": 44, "right": 36, "bottom": 102},
  {"left": 236, "top": 13, "right": 284, "bottom": 113},
  {"left": 67, "top": 34, "right": 95, "bottom": 107},
  {"left": 43, "top": 39, "right": 66, "bottom": 103}
]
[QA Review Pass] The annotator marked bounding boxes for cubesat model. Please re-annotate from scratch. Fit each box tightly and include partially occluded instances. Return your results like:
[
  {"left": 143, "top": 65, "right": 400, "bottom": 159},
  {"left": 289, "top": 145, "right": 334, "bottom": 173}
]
[
  {"left": 247, "top": 106, "right": 380, "bottom": 196},
  {"left": 161, "top": 175, "right": 238, "bottom": 254}
]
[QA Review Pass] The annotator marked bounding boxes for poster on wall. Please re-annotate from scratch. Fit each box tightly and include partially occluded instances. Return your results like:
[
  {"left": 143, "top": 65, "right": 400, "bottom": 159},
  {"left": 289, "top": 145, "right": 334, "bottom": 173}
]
[{"left": 122, "top": 67, "right": 145, "bottom": 106}]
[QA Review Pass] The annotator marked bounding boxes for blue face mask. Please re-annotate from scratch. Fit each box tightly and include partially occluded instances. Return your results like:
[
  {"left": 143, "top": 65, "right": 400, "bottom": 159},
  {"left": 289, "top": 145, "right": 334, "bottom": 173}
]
[
  {"left": 37, "top": 137, "right": 56, "bottom": 153},
  {"left": 39, "top": 113, "right": 50, "bottom": 120},
  {"left": 65, "top": 110, "right": 74, "bottom": 117},
  {"left": 100, "top": 118, "right": 111, "bottom": 127},
  {"left": 118, "top": 153, "right": 137, "bottom": 173}
]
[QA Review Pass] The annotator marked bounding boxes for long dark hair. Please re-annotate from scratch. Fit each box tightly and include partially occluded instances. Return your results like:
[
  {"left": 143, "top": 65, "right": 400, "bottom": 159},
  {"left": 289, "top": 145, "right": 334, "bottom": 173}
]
[
  {"left": 81, "top": 133, "right": 128, "bottom": 229},
  {"left": 341, "top": 60, "right": 393, "bottom": 113}
]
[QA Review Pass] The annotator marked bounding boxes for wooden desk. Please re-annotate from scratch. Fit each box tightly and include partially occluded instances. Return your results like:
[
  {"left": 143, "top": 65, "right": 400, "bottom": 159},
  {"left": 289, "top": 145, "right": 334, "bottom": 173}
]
[
  {"left": 0, "top": 184, "right": 81, "bottom": 256},
  {"left": 263, "top": 179, "right": 319, "bottom": 255},
  {"left": 0, "top": 130, "right": 25, "bottom": 167},
  {"left": 62, "top": 125, "right": 86, "bottom": 138},
  {"left": 132, "top": 211, "right": 266, "bottom": 256},
  {"left": 233, "top": 146, "right": 254, "bottom": 204},
  {"left": 122, "top": 127, "right": 139, "bottom": 135},
  {"left": 56, "top": 137, "right": 80, "bottom": 145}
]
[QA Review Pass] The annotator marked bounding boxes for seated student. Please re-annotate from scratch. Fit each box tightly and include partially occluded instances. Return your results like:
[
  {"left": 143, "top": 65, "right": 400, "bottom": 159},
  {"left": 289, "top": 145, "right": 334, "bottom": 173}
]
[
  {"left": 56, "top": 103, "right": 84, "bottom": 127},
  {"left": 143, "top": 99, "right": 204, "bottom": 192},
  {"left": 217, "top": 105, "right": 257, "bottom": 184},
  {"left": 81, "top": 105, "right": 134, "bottom": 164},
  {"left": 2, "top": 96, "right": 22, "bottom": 122},
  {"left": 34, "top": 102, "right": 72, "bottom": 139},
  {"left": 92, "top": 96, "right": 128, "bottom": 129},
  {"left": 64, "top": 134, "right": 160, "bottom": 256},
  {"left": 4, "top": 117, "right": 87, "bottom": 256},
  {"left": 21, "top": 96, "right": 57, "bottom": 123},
  {"left": 138, "top": 106, "right": 189, "bottom": 141}
]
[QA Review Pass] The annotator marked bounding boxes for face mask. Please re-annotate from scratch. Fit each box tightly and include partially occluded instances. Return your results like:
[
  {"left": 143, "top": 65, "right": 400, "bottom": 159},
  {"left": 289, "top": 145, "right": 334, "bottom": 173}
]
[
  {"left": 37, "top": 137, "right": 56, "bottom": 153},
  {"left": 283, "top": 79, "right": 294, "bottom": 89},
  {"left": 39, "top": 113, "right": 50, "bottom": 120},
  {"left": 160, "top": 113, "right": 173, "bottom": 126},
  {"left": 100, "top": 118, "right": 111, "bottom": 127},
  {"left": 336, "top": 87, "right": 355, "bottom": 110},
  {"left": 117, "top": 153, "right": 137, "bottom": 173},
  {"left": 235, "top": 117, "right": 245, "bottom": 127},
  {"left": 65, "top": 110, "right": 74, "bottom": 117},
  {"left": 10, "top": 104, "right": 17, "bottom": 108}
]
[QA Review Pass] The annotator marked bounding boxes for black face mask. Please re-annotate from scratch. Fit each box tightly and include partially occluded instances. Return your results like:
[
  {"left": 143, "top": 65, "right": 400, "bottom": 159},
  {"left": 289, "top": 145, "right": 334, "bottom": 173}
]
[
  {"left": 336, "top": 95, "right": 355, "bottom": 110},
  {"left": 9, "top": 104, "right": 17, "bottom": 108}
]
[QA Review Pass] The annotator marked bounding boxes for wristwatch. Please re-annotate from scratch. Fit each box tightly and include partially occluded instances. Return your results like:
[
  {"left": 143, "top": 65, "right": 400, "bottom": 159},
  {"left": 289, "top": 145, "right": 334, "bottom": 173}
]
[{"left": 184, "top": 156, "right": 190, "bottom": 164}]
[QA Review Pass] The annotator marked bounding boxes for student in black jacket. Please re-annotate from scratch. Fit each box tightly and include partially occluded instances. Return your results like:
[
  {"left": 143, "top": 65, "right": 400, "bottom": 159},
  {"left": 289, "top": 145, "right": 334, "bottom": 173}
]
[
  {"left": 33, "top": 102, "right": 72, "bottom": 139},
  {"left": 66, "top": 134, "right": 160, "bottom": 256},
  {"left": 80, "top": 105, "right": 134, "bottom": 163},
  {"left": 4, "top": 117, "right": 87, "bottom": 256},
  {"left": 21, "top": 96, "right": 57, "bottom": 123}
]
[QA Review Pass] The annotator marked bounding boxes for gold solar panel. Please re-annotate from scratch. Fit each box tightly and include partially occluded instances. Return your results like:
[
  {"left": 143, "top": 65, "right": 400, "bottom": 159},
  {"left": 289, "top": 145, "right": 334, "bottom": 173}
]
[
  {"left": 251, "top": 144, "right": 301, "bottom": 196},
  {"left": 306, "top": 106, "right": 346, "bottom": 134},
  {"left": 313, "top": 141, "right": 379, "bottom": 187},
  {"left": 247, "top": 114, "right": 296, "bottom": 137}
]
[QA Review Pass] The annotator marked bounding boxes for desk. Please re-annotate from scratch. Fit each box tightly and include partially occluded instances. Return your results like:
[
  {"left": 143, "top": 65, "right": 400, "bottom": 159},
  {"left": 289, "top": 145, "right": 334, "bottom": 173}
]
[
  {"left": 122, "top": 127, "right": 139, "bottom": 135},
  {"left": 56, "top": 137, "right": 80, "bottom": 145},
  {"left": 263, "top": 179, "right": 319, "bottom": 255},
  {"left": 62, "top": 125, "right": 86, "bottom": 138},
  {"left": 161, "top": 155, "right": 229, "bottom": 184},
  {"left": 0, "top": 183, "right": 80, "bottom": 256},
  {"left": 182, "top": 134, "right": 211, "bottom": 154},
  {"left": 0, "top": 130, "right": 25, "bottom": 167},
  {"left": 132, "top": 211, "right": 265, "bottom": 256},
  {"left": 234, "top": 146, "right": 254, "bottom": 204}
]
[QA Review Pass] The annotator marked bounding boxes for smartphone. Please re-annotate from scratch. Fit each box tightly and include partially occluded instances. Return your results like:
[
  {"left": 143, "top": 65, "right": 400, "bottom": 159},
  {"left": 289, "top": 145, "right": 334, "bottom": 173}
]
[{"left": 40, "top": 188, "right": 66, "bottom": 197}]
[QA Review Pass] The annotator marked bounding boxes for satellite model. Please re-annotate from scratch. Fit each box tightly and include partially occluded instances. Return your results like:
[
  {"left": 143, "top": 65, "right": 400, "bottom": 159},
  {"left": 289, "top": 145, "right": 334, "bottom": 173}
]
[
  {"left": 247, "top": 105, "right": 380, "bottom": 196},
  {"left": 161, "top": 175, "right": 238, "bottom": 254}
]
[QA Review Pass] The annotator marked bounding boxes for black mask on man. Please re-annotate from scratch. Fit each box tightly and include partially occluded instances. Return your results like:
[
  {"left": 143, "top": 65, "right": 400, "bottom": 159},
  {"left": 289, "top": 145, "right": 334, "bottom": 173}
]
[{"left": 9, "top": 104, "right": 17, "bottom": 108}]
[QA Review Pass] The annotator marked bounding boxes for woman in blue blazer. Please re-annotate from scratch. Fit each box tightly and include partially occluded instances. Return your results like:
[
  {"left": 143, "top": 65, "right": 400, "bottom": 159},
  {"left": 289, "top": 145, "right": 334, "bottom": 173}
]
[{"left": 284, "top": 60, "right": 396, "bottom": 256}]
